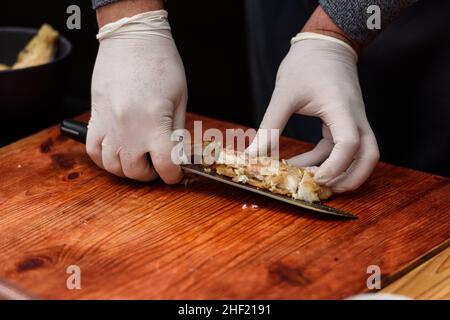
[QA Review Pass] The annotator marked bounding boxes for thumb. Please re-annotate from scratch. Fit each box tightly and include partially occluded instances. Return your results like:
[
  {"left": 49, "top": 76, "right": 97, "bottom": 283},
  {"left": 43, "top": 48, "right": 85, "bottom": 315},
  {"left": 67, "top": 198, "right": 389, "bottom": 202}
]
[
  {"left": 247, "top": 89, "right": 293, "bottom": 158},
  {"left": 148, "top": 102, "right": 185, "bottom": 185},
  {"left": 150, "top": 127, "right": 184, "bottom": 185}
]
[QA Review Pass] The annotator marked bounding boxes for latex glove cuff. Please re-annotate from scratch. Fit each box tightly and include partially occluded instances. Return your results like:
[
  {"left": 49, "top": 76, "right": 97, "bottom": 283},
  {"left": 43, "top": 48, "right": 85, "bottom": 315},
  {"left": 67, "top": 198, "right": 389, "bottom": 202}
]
[
  {"left": 97, "top": 10, "right": 172, "bottom": 41},
  {"left": 291, "top": 32, "right": 358, "bottom": 62}
]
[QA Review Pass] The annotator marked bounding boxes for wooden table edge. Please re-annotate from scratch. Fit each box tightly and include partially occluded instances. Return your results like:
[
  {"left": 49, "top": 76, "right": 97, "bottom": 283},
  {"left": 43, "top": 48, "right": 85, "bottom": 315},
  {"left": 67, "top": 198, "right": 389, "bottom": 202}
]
[{"left": 377, "top": 238, "right": 450, "bottom": 297}]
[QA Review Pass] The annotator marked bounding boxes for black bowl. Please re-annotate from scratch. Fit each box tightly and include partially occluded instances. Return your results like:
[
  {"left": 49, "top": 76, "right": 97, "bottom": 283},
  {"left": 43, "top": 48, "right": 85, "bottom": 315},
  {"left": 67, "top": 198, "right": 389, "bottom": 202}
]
[{"left": 0, "top": 27, "right": 72, "bottom": 145}]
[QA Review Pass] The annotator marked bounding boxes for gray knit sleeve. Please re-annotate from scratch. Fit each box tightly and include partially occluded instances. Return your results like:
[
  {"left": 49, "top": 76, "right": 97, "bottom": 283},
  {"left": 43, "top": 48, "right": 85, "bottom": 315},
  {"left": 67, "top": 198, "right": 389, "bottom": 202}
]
[
  {"left": 92, "top": 0, "right": 167, "bottom": 9},
  {"left": 92, "top": 0, "right": 120, "bottom": 9},
  {"left": 319, "top": 0, "right": 419, "bottom": 45}
]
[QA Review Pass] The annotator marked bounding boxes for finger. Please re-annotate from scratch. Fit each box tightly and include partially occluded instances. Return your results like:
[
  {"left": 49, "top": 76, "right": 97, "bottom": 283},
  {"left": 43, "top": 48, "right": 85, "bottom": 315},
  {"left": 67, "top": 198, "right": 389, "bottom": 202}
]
[
  {"left": 119, "top": 149, "right": 159, "bottom": 182},
  {"left": 247, "top": 128, "right": 278, "bottom": 158},
  {"left": 170, "top": 97, "right": 190, "bottom": 164},
  {"left": 247, "top": 89, "right": 293, "bottom": 157},
  {"left": 173, "top": 94, "right": 187, "bottom": 131},
  {"left": 150, "top": 144, "right": 183, "bottom": 185},
  {"left": 148, "top": 122, "right": 184, "bottom": 185},
  {"left": 315, "top": 110, "right": 360, "bottom": 184},
  {"left": 86, "top": 117, "right": 104, "bottom": 170},
  {"left": 101, "top": 139, "right": 125, "bottom": 178},
  {"left": 287, "top": 125, "right": 333, "bottom": 167},
  {"left": 328, "top": 127, "right": 379, "bottom": 193},
  {"left": 287, "top": 138, "right": 334, "bottom": 167}
]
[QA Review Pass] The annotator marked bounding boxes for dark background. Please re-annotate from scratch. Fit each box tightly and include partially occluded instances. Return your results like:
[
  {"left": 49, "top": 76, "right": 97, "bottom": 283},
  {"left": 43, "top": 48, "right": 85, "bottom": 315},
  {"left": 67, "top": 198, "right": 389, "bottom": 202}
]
[
  {"left": 0, "top": 0, "right": 254, "bottom": 127},
  {"left": 1, "top": 1, "right": 449, "bottom": 176}
]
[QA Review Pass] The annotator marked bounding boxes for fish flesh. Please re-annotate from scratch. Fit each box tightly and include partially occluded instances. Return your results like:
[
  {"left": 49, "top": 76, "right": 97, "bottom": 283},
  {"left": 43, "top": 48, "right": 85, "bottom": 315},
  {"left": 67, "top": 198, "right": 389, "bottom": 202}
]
[{"left": 200, "top": 146, "right": 332, "bottom": 203}]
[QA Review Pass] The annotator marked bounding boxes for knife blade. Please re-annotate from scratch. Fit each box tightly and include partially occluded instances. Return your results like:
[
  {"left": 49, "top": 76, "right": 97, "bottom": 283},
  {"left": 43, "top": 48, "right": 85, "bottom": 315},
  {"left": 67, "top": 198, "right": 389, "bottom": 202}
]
[{"left": 60, "top": 119, "right": 357, "bottom": 219}]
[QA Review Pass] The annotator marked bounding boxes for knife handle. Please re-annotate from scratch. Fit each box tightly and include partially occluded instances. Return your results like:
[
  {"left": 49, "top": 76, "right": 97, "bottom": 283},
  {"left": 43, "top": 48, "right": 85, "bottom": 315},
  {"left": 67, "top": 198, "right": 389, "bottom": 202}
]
[
  {"left": 60, "top": 119, "right": 88, "bottom": 144},
  {"left": 60, "top": 119, "right": 153, "bottom": 165}
]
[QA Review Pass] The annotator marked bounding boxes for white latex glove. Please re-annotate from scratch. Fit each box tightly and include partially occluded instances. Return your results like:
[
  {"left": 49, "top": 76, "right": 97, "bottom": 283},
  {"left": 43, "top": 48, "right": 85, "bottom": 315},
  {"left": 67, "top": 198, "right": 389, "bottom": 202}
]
[
  {"left": 87, "top": 10, "right": 187, "bottom": 183},
  {"left": 249, "top": 32, "right": 379, "bottom": 193}
]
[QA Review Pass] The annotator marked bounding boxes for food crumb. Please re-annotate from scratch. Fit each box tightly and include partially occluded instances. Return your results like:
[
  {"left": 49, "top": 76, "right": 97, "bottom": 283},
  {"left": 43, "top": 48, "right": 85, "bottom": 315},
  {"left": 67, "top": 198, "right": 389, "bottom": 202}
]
[{"left": 242, "top": 204, "right": 259, "bottom": 210}]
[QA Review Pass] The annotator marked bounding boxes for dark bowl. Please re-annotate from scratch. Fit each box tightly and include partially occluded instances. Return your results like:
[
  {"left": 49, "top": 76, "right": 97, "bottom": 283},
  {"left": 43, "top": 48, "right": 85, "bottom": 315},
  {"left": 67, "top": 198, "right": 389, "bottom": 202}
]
[{"left": 0, "top": 27, "right": 72, "bottom": 145}]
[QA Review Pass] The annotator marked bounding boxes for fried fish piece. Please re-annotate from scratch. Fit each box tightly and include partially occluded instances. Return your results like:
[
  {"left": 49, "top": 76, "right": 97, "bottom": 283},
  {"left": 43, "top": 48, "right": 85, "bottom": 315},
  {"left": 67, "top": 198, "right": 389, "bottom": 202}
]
[
  {"left": 13, "top": 24, "right": 59, "bottom": 70},
  {"left": 0, "top": 64, "right": 10, "bottom": 71},
  {"left": 205, "top": 146, "right": 333, "bottom": 203}
]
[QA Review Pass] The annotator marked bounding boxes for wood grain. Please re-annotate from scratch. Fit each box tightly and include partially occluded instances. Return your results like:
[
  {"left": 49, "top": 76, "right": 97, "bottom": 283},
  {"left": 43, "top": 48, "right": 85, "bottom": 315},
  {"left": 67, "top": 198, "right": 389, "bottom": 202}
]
[
  {"left": 0, "top": 113, "right": 449, "bottom": 300},
  {"left": 380, "top": 245, "right": 450, "bottom": 299}
]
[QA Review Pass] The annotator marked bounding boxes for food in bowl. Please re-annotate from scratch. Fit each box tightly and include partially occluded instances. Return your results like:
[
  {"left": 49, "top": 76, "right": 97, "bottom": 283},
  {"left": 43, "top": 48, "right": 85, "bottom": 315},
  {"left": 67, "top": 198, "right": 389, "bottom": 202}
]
[{"left": 0, "top": 24, "right": 59, "bottom": 71}]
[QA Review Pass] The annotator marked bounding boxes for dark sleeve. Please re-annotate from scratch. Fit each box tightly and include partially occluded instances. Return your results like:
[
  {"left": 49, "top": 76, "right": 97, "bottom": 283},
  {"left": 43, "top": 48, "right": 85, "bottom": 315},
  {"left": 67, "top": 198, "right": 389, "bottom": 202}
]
[
  {"left": 319, "top": 0, "right": 419, "bottom": 45},
  {"left": 92, "top": 0, "right": 167, "bottom": 9},
  {"left": 92, "top": 0, "right": 120, "bottom": 9}
]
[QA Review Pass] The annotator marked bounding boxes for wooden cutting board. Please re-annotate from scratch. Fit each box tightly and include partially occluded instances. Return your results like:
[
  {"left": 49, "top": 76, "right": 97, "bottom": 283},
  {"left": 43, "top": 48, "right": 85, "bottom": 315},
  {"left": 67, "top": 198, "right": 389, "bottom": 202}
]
[{"left": 0, "top": 113, "right": 448, "bottom": 299}]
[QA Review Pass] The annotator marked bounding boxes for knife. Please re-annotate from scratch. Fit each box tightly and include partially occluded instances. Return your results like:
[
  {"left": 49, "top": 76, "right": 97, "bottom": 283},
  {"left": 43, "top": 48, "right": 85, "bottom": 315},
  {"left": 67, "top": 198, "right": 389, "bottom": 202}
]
[{"left": 60, "top": 119, "right": 357, "bottom": 220}]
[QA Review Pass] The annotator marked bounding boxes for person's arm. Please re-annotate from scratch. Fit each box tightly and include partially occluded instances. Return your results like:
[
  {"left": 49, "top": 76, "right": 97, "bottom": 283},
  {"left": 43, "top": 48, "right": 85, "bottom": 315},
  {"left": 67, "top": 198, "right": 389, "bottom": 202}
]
[
  {"left": 95, "top": 0, "right": 164, "bottom": 28},
  {"left": 86, "top": 0, "right": 187, "bottom": 183},
  {"left": 319, "top": 0, "right": 419, "bottom": 46},
  {"left": 301, "top": 6, "right": 361, "bottom": 55},
  {"left": 250, "top": 1, "right": 419, "bottom": 193}
]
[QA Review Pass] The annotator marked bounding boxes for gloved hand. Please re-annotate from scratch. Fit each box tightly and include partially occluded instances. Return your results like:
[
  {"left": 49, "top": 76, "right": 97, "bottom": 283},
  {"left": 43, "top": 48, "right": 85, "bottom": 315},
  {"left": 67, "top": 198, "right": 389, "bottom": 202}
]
[
  {"left": 87, "top": 10, "right": 187, "bottom": 183},
  {"left": 249, "top": 32, "right": 379, "bottom": 193}
]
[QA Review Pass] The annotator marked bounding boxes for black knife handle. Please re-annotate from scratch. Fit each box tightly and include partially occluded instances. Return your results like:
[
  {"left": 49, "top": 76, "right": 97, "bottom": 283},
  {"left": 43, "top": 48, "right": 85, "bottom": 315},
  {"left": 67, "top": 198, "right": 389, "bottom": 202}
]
[{"left": 60, "top": 119, "right": 88, "bottom": 144}]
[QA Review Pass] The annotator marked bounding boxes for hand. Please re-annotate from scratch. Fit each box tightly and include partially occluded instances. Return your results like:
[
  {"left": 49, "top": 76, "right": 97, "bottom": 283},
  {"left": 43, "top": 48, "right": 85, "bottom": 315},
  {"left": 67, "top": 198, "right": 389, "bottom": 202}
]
[
  {"left": 87, "top": 10, "right": 187, "bottom": 183},
  {"left": 249, "top": 32, "right": 379, "bottom": 193}
]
